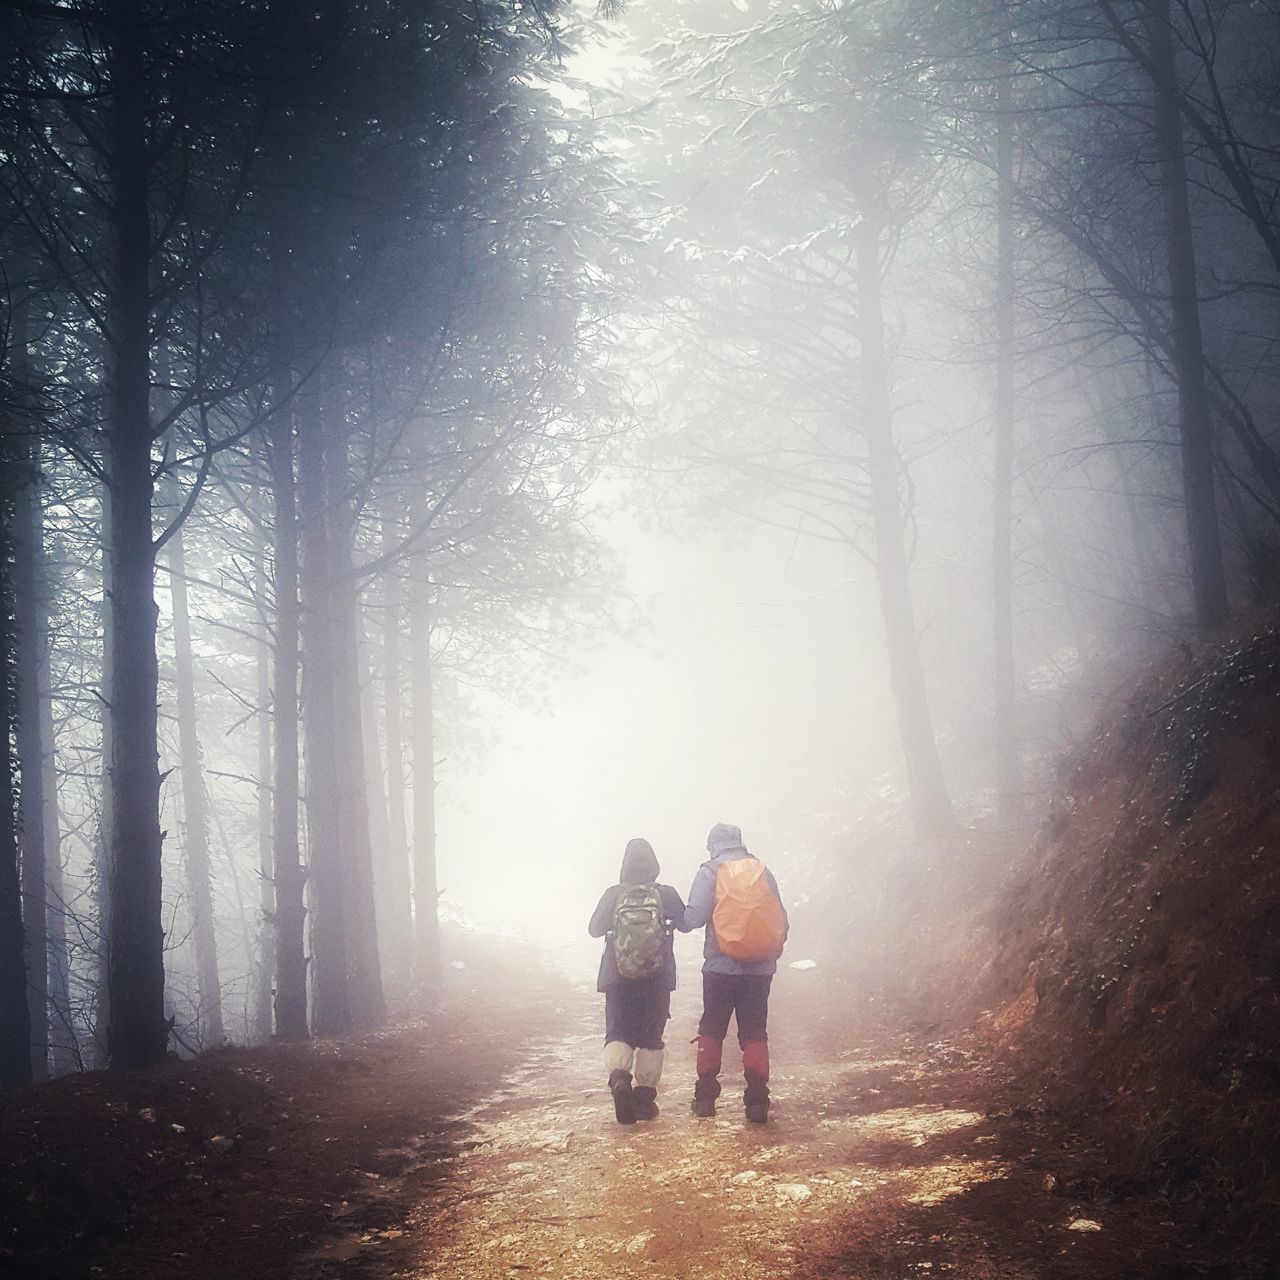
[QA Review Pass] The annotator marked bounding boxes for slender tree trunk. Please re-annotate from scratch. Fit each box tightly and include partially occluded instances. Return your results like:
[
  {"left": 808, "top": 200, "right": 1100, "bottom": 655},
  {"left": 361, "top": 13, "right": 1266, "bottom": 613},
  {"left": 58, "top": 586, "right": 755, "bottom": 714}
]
[
  {"left": 267, "top": 223, "right": 308, "bottom": 1043},
  {"left": 324, "top": 421, "right": 384, "bottom": 1029},
  {"left": 1143, "top": 0, "right": 1229, "bottom": 633},
  {"left": 208, "top": 806, "right": 253, "bottom": 1040},
  {"left": 854, "top": 214, "right": 955, "bottom": 841},
  {"left": 0, "top": 311, "right": 32, "bottom": 1091},
  {"left": 1035, "top": 489, "right": 1097, "bottom": 673},
  {"left": 39, "top": 564, "right": 76, "bottom": 1075},
  {"left": 0, "top": 489, "right": 32, "bottom": 1091},
  {"left": 298, "top": 380, "right": 351, "bottom": 1036},
  {"left": 993, "top": 75, "right": 1022, "bottom": 826},
  {"left": 333, "top": 590, "right": 385, "bottom": 1028},
  {"left": 409, "top": 544, "right": 440, "bottom": 985},
  {"left": 253, "top": 494, "right": 275, "bottom": 1044},
  {"left": 104, "top": 20, "right": 167, "bottom": 1071},
  {"left": 166, "top": 522, "right": 224, "bottom": 1046},
  {"left": 361, "top": 610, "right": 401, "bottom": 986},
  {"left": 91, "top": 492, "right": 114, "bottom": 1068},
  {"left": 11, "top": 295, "right": 49, "bottom": 1080},
  {"left": 376, "top": 523, "right": 413, "bottom": 983}
]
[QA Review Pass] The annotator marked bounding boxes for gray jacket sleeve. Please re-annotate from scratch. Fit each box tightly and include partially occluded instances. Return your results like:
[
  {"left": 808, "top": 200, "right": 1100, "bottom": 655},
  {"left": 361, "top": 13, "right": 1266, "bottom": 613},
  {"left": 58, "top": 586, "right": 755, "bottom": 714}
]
[
  {"left": 661, "top": 884, "right": 691, "bottom": 932},
  {"left": 683, "top": 862, "right": 715, "bottom": 930}
]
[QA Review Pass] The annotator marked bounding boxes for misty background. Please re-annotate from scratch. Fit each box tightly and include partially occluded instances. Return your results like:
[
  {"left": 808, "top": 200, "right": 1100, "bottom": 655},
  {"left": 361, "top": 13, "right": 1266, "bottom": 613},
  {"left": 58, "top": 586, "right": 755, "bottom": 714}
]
[{"left": 5, "top": 0, "right": 1278, "bottom": 1080}]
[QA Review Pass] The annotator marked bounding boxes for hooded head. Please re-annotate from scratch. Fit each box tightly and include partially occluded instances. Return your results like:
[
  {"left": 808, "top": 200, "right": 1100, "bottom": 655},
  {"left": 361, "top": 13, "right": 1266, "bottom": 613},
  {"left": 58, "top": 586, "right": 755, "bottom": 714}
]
[
  {"left": 620, "top": 837, "right": 660, "bottom": 884},
  {"left": 706, "top": 822, "right": 747, "bottom": 855}
]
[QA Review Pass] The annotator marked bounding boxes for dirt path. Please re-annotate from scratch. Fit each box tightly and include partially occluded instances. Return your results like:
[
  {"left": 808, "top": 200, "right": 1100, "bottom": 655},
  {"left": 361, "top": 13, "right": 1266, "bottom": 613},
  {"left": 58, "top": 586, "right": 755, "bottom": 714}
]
[
  {"left": 326, "top": 971, "right": 1199, "bottom": 1280},
  {"left": 8, "top": 949, "right": 1215, "bottom": 1279}
]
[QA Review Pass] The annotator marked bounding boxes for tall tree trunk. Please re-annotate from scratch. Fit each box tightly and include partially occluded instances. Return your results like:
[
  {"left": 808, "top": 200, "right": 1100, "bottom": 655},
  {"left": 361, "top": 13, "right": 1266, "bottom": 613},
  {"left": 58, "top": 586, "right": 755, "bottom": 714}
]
[
  {"left": 854, "top": 214, "right": 955, "bottom": 841},
  {"left": 993, "top": 75, "right": 1023, "bottom": 826},
  {"left": 376, "top": 524, "right": 413, "bottom": 984},
  {"left": 0, "top": 486, "right": 32, "bottom": 1091},
  {"left": 253, "top": 494, "right": 275, "bottom": 1044},
  {"left": 166, "top": 521, "right": 224, "bottom": 1046},
  {"left": 39, "top": 560, "right": 77, "bottom": 1075},
  {"left": 104, "top": 19, "right": 167, "bottom": 1070},
  {"left": 333, "top": 597, "right": 386, "bottom": 1028},
  {"left": 1143, "top": 0, "right": 1229, "bottom": 633},
  {"left": 267, "top": 222, "right": 308, "bottom": 1043},
  {"left": 361, "top": 611, "right": 400, "bottom": 986},
  {"left": 0, "top": 314, "right": 32, "bottom": 1091},
  {"left": 409, "top": 544, "right": 440, "bottom": 986},
  {"left": 91, "top": 492, "right": 114, "bottom": 1068},
  {"left": 298, "top": 379, "right": 351, "bottom": 1036},
  {"left": 11, "top": 293, "right": 49, "bottom": 1080},
  {"left": 325, "top": 422, "right": 384, "bottom": 1029}
]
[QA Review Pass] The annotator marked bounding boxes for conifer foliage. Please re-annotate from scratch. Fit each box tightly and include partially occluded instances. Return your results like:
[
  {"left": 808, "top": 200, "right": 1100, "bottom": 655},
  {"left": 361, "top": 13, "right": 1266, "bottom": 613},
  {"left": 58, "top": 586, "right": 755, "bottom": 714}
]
[{"left": 0, "top": 0, "right": 624, "bottom": 1072}]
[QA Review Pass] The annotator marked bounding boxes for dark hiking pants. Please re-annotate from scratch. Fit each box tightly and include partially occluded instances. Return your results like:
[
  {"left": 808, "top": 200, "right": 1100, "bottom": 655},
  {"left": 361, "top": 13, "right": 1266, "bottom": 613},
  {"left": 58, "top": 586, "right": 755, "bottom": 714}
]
[
  {"left": 604, "top": 977, "right": 670, "bottom": 1050},
  {"left": 695, "top": 972, "right": 772, "bottom": 1101}
]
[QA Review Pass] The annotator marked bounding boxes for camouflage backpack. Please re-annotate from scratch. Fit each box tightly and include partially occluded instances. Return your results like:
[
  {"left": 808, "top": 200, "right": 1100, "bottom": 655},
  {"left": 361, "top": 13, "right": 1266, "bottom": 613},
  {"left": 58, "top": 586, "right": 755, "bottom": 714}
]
[{"left": 612, "top": 884, "right": 666, "bottom": 981}]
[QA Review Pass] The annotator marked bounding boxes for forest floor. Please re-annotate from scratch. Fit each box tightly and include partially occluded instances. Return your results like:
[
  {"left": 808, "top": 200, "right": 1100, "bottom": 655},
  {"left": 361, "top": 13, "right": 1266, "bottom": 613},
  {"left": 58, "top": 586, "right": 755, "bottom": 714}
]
[{"left": 4, "top": 942, "right": 1235, "bottom": 1280}]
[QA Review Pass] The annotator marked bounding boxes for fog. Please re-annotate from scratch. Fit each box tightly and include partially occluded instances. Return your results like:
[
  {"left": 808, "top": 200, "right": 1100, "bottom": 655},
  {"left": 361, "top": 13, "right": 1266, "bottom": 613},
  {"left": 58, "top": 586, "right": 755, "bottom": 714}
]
[
  {"left": 5, "top": 0, "right": 1279, "bottom": 1082},
  {"left": 439, "top": 500, "right": 892, "bottom": 946}
]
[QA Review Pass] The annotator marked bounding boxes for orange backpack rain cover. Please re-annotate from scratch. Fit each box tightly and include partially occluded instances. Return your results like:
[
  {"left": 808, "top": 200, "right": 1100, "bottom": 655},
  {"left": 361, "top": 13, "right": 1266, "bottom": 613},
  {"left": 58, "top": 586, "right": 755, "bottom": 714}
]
[{"left": 712, "top": 858, "right": 786, "bottom": 963}]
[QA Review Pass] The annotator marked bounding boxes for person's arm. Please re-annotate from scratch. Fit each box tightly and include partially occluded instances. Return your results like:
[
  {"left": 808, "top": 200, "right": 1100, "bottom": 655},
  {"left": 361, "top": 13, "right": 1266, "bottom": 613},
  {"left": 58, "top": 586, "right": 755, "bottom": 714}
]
[
  {"left": 683, "top": 864, "right": 715, "bottom": 930},
  {"left": 661, "top": 885, "right": 691, "bottom": 932},
  {"left": 588, "top": 887, "right": 618, "bottom": 938}
]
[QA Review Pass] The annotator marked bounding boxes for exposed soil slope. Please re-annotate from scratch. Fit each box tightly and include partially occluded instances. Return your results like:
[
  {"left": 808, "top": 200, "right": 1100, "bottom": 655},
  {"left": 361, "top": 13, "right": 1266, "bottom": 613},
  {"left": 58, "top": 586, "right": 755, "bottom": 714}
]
[{"left": 977, "top": 618, "right": 1280, "bottom": 1257}]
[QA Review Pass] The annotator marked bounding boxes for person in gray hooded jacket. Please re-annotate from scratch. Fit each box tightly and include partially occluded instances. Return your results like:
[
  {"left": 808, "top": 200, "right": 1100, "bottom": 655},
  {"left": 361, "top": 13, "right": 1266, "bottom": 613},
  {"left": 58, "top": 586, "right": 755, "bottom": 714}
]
[
  {"left": 588, "top": 838, "right": 690, "bottom": 1124},
  {"left": 684, "top": 822, "right": 788, "bottom": 1123}
]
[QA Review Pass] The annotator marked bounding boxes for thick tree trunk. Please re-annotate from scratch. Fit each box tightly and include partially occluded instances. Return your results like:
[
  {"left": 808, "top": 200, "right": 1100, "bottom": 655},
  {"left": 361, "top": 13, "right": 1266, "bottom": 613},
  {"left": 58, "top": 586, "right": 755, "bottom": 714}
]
[
  {"left": 298, "top": 380, "right": 351, "bottom": 1036},
  {"left": 993, "top": 77, "right": 1023, "bottom": 826},
  {"left": 166, "top": 522, "right": 224, "bottom": 1046},
  {"left": 409, "top": 547, "right": 440, "bottom": 985},
  {"left": 298, "top": 385, "right": 387, "bottom": 1032},
  {"left": 104, "top": 21, "right": 168, "bottom": 1071},
  {"left": 854, "top": 214, "right": 955, "bottom": 841},
  {"left": 1144, "top": 0, "right": 1229, "bottom": 633},
  {"left": 267, "top": 229, "right": 308, "bottom": 1043},
  {"left": 11, "top": 295, "right": 49, "bottom": 1080}
]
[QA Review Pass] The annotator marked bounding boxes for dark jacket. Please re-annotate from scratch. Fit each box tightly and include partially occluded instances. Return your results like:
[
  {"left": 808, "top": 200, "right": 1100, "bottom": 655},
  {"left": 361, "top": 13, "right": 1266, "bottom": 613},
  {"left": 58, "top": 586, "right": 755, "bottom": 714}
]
[{"left": 589, "top": 839, "right": 690, "bottom": 992}]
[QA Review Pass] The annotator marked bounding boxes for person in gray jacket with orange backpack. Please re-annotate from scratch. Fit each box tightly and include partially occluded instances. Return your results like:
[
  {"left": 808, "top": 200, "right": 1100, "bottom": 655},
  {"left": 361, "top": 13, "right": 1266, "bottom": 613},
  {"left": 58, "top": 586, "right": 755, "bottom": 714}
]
[{"left": 683, "top": 823, "right": 788, "bottom": 1124}]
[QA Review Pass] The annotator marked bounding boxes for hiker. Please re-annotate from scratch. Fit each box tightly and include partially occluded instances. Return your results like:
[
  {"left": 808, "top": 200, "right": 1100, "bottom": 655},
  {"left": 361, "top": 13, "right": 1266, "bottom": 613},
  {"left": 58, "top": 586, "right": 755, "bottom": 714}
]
[
  {"left": 588, "top": 838, "right": 690, "bottom": 1125},
  {"left": 684, "top": 822, "right": 788, "bottom": 1124}
]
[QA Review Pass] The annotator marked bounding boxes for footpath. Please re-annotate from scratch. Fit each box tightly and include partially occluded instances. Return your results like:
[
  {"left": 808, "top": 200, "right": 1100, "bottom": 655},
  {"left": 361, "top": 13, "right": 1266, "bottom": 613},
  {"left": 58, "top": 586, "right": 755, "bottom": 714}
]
[{"left": 6, "top": 943, "right": 1212, "bottom": 1279}]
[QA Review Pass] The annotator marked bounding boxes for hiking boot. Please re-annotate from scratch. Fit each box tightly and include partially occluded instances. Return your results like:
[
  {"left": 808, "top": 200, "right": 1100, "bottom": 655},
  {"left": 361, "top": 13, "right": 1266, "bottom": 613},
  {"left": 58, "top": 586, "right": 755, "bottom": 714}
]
[
  {"left": 632, "top": 1085, "right": 659, "bottom": 1121},
  {"left": 692, "top": 1071, "right": 720, "bottom": 1118},
  {"left": 744, "top": 1082, "right": 770, "bottom": 1125},
  {"left": 609, "top": 1069, "right": 637, "bottom": 1125}
]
